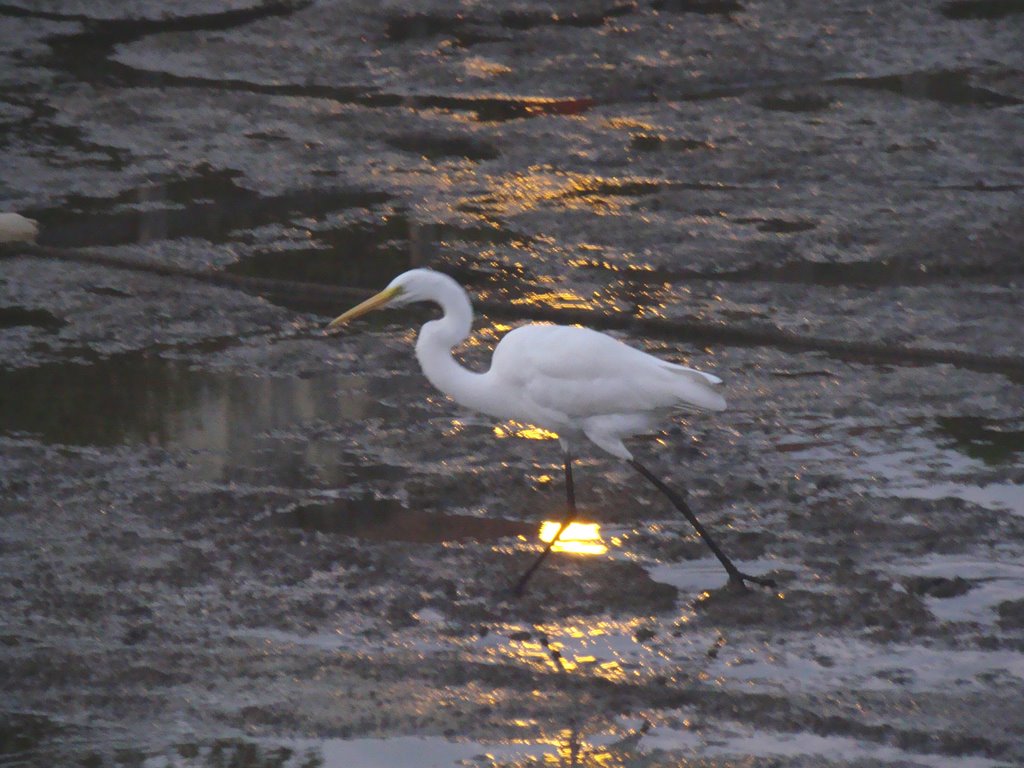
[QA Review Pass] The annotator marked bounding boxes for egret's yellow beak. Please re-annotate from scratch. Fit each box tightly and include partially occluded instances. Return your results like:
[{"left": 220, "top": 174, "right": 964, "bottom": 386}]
[{"left": 326, "top": 286, "right": 402, "bottom": 330}]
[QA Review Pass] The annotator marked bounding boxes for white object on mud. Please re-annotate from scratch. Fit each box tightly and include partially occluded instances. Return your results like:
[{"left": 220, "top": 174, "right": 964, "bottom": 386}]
[
  {"left": 0, "top": 213, "right": 39, "bottom": 243},
  {"left": 326, "top": 268, "right": 775, "bottom": 595}
]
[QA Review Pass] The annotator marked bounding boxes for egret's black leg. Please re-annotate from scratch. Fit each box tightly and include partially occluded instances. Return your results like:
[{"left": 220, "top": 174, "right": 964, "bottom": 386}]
[
  {"left": 512, "top": 453, "right": 576, "bottom": 597},
  {"left": 628, "top": 459, "right": 775, "bottom": 591}
]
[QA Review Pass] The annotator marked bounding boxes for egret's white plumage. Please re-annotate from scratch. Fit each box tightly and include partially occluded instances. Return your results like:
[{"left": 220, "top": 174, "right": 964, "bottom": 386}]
[
  {"left": 328, "top": 268, "right": 774, "bottom": 593},
  {"left": 332, "top": 268, "right": 725, "bottom": 460}
]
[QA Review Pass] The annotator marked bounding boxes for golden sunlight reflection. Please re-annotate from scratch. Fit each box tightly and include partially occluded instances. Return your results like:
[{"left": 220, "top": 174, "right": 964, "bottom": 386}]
[
  {"left": 474, "top": 617, "right": 666, "bottom": 684},
  {"left": 493, "top": 421, "right": 560, "bottom": 441},
  {"left": 511, "top": 289, "right": 594, "bottom": 311},
  {"left": 469, "top": 168, "right": 668, "bottom": 218},
  {"left": 539, "top": 521, "right": 608, "bottom": 555}
]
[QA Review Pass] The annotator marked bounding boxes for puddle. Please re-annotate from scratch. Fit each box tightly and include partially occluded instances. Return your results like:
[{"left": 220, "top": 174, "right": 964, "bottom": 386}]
[
  {"left": 733, "top": 217, "right": 818, "bottom": 234},
  {"left": 383, "top": 132, "right": 499, "bottom": 162},
  {"left": 937, "top": 416, "right": 1024, "bottom": 465},
  {"left": 0, "top": 351, "right": 384, "bottom": 482},
  {"left": 267, "top": 498, "right": 533, "bottom": 544},
  {"left": 629, "top": 133, "right": 714, "bottom": 152},
  {"left": 832, "top": 70, "right": 1020, "bottom": 107},
  {"left": 0, "top": 306, "right": 65, "bottom": 332},
  {"left": 225, "top": 212, "right": 523, "bottom": 289},
  {"left": 651, "top": 0, "right": 745, "bottom": 15},
  {"left": 779, "top": 420, "right": 1024, "bottom": 517},
  {"left": 941, "top": 0, "right": 1024, "bottom": 19},
  {"left": 28, "top": 166, "right": 390, "bottom": 248},
  {"left": 384, "top": 12, "right": 506, "bottom": 45},
  {"left": 758, "top": 91, "right": 835, "bottom": 112},
  {"left": 225, "top": 214, "right": 418, "bottom": 288}
]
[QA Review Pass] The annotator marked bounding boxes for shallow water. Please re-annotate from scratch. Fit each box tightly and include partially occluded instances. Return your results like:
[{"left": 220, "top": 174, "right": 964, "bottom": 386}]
[{"left": 0, "top": 351, "right": 379, "bottom": 478}]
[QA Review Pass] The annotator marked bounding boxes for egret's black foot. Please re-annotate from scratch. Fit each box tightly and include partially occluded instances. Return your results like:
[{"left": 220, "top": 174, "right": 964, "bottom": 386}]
[{"left": 727, "top": 571, "right": 777, "bottom": 591}]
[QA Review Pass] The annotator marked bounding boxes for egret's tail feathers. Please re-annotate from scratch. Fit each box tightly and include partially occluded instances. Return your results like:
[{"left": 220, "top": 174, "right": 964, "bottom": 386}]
[
  {"left": 662, "top": 361, "right": 722, "bottom": 386},
  {"left": 681, "top": 387, "right": 727, "bottom": 413},
  {"left": 663, "top": 364, "right": 727, "bottom": 412}
]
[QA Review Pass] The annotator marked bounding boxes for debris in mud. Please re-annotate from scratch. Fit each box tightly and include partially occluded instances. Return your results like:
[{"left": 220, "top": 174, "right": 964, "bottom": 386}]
[
  {"left": 629, "top": 133, "right": 714, "bottom": 152},
  {"left": 0, "top": 212, "right": 38, "bottom": 243},
  {"left": 733, "top": 216, "right": 818, "bottom": 234},
  {"left": 998, "top": 598, "right": 1024, "bottom": 628},
  {"left": 904, "top": 575, "right": 974, "bottom": 599}
]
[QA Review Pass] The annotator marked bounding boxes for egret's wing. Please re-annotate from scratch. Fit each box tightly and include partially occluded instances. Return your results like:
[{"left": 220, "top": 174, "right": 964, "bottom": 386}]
[{"left": 491, "top": 325, "right": 725, "bottom": 417}]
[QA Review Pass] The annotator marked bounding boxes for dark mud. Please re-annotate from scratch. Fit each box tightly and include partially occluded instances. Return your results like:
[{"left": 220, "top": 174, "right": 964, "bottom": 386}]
[{"left": 2, "top": 0, "right": 1023, "bottom": 766}]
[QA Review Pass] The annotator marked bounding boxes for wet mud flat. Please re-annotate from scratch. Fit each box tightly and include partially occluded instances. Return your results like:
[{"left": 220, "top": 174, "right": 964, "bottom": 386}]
[{"left": 2, "top": 0, "right": 1024, "bottom": 766}]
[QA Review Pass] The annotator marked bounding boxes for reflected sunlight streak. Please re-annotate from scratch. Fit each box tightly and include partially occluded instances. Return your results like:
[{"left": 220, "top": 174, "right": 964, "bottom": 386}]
[
  {"left": 539, "top": 521, "right": 608, "bottom": 555},
  {"left": 493, "top": 421, "right": 560, "bottom": 441}
]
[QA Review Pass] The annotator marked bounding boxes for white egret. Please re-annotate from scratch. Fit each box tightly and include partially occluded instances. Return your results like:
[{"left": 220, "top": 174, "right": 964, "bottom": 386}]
[{"left": 327, "top": 269, "right": 774, "bottom": 594}]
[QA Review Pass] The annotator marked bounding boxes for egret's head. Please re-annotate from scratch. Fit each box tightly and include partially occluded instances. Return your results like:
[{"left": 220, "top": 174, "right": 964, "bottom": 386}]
[{"left": 326, "top": 269, "right": 448, "bottom": 330}]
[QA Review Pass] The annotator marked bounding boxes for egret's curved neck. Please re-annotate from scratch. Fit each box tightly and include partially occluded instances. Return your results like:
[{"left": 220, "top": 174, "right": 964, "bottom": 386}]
[{"left": 414, "top": 280, "right": 500, "bottom": 416}]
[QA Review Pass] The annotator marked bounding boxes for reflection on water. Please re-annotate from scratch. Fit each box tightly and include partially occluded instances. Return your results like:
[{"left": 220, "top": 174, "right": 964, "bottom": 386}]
[
  {"left": 467, "top": 170, "right": 707, "bottom": 219},
  {"left": 0, "top": 306, "right": 65, "bottom": 332},
  {"left": 0, "top": 352, "right": 379, "bottom": 482},
  {"left": 226, "top": 212, "right": 523, "bottom": 290},
  {"left": 269, "top": 498, "right": 533, "bottom": 544},
  {"left": 539, "top": 521, "right": 608, "bottom": 555},
  {"left": 472, "top": 617, "right": 658, "bottom": 683},
  {"left": 226, "top": 213, "right": 420, "bottom": 287},
  {"left": 510, "top": 288, "right": 594, "bottom": 311},
  {"left": 493, "top": 421, "right": 560, "bottom": 441}
]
